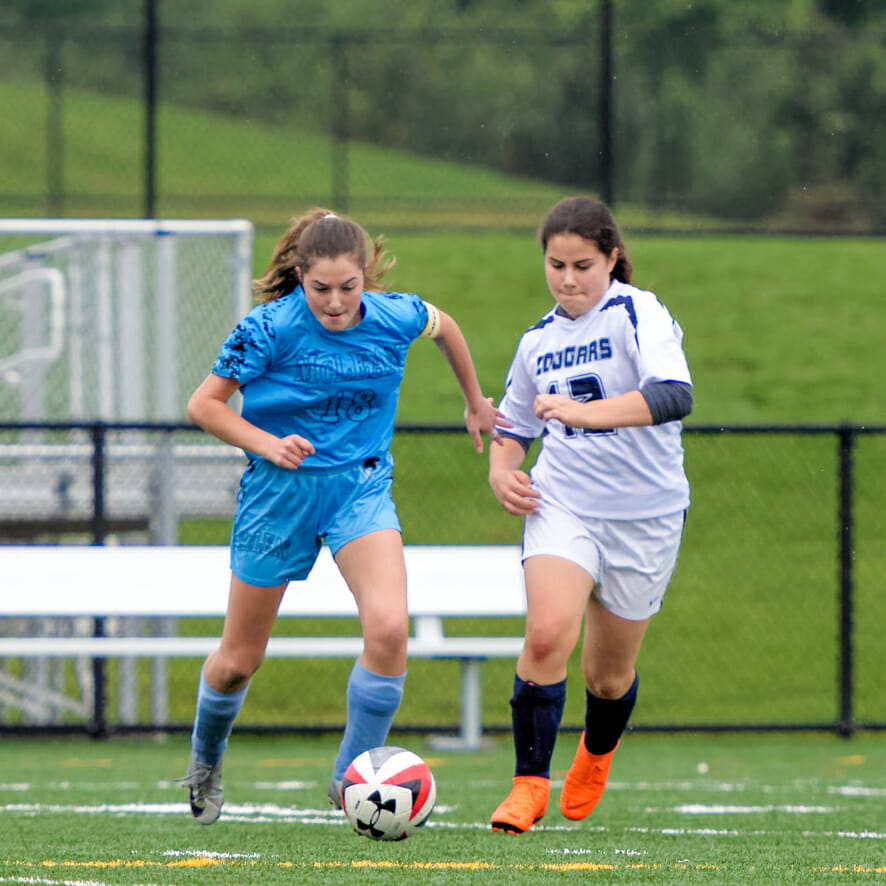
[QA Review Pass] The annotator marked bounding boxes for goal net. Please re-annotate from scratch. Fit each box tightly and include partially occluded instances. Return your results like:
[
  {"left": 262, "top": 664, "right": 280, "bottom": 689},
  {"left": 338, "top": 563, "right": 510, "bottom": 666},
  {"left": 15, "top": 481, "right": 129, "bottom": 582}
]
[
  {"left": 0, "top": 220, "right": 254, "bottom": 725},
  {"left": 0, "top": 219, "right": 253, "bottom": 422}
]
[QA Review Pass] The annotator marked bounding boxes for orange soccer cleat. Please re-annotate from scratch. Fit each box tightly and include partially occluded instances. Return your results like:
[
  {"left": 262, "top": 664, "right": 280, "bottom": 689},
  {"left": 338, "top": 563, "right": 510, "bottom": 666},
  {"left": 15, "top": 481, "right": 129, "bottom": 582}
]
[
  {"left": 490, "top": 775, "right": 551, "bottom": 834},
  {"left": 559, "top": 733, "right": 619, "bottom": 821}
]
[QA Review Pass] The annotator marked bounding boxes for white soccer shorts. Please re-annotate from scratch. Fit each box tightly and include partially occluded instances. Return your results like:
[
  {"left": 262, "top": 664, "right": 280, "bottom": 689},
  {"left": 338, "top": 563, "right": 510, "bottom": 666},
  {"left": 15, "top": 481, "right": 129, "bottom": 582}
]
[{"left": 521, "top": 499, "right": 686, "bottom": 621}]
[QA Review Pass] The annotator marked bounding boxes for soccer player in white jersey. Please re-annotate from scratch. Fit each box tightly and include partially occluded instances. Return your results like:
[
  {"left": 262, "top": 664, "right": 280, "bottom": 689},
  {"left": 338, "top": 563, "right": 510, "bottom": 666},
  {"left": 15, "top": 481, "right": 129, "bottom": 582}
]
[
  {"left": 181, "top": 208, "right": 504, "bottom": 825},
  {"left": 488, "top": 196, "right": 692, "bottom": 834}
]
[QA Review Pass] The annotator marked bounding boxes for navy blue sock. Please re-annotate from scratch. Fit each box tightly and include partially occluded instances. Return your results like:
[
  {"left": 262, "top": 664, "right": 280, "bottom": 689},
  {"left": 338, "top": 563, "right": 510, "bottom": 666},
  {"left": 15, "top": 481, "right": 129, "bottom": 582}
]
[
  {"left": 584, "top": 672, "right": 639, "bottom": 755},
  {"left": 510, "top": 675, "right": 566, "bottom": 778}
]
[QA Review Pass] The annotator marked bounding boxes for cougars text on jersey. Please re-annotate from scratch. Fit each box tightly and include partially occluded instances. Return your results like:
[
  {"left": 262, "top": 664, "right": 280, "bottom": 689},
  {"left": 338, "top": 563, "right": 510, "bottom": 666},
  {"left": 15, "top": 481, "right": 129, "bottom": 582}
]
[{"left": 535, "top": 338, "right": 612, "bottom": 375}]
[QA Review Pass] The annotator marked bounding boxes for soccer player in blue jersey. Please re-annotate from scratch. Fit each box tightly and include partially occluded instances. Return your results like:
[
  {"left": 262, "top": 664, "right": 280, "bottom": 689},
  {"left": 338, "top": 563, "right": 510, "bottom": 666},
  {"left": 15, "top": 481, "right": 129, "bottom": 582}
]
[
  {"left": 488, "top": 197, "right": 692, "bottom": 833},
  {"left": 181, "top": 207, "right": 504, "bottom": 824}
]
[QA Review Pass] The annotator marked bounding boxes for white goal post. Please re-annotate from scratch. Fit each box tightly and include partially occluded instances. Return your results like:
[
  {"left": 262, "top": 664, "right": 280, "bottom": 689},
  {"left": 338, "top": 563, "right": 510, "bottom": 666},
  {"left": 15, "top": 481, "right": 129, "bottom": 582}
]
[
  {"left": 0, "top": 220, "right": 254, "bottom": 725},
  {"left": 0, "top": 219, "right": 255, "bottom": 541},
  {"left": 0, "top": 218, "right": 253, "bottom": 422}
]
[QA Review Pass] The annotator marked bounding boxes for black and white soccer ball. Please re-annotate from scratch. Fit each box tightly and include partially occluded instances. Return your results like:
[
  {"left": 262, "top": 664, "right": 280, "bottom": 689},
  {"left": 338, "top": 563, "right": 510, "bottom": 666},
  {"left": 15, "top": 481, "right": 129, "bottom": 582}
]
[{"left": 341, "top": 746, "right": 436, "bottom": 841}]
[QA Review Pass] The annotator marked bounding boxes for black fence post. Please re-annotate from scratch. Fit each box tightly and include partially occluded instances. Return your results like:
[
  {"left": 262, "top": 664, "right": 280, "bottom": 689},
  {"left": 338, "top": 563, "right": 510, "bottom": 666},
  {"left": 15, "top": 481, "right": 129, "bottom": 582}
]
[
  {"left": 837, "top": 425, "right": 856, "bottom": 737},
  {"left": 330, "top": 33, "right": 350, "bottom": 214},
  {"left": 143, "top": 0, "right": 159, "bottom": 219},
  {"left": 91, "top": 422, "right": 107, "bottom": 546},
  {"left": 599, "top": 0, "right": 614, "bottom": 206},
  {"left": 45, "top": 28, "right": 64, "bottom": 217},
  {"left": 90, "top": 617, "right": 107, "bottom": 739},
  {"left": 90, "top": 421, "right": 108, "bottom": 736}
]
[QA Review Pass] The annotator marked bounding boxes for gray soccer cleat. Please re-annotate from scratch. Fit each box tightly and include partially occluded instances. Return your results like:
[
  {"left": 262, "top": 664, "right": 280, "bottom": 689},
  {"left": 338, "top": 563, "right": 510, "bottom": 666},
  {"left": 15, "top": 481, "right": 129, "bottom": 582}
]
[
  {"left": 182, "top": 754, "right": 224, "bottom": 825},
  {"left": 327, "top": 775, "right": 343, "bottom": 810}
]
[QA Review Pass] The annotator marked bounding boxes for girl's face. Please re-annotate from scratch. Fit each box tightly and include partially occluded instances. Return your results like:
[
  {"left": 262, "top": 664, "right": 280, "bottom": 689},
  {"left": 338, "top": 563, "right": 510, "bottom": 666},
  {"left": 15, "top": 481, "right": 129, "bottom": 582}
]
[
  {"left": 300, "top": 253, "right": 365, "bottom": 331},
  {"left": 544, "top": 233, "right": 618, "bottom": 319}
]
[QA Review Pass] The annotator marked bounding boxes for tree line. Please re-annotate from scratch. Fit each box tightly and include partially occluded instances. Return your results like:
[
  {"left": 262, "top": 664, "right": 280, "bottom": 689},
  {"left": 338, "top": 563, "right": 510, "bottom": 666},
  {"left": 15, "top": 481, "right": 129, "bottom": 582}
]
[{"left": 3, "top": 0, "right": 884, "bottom": 228}]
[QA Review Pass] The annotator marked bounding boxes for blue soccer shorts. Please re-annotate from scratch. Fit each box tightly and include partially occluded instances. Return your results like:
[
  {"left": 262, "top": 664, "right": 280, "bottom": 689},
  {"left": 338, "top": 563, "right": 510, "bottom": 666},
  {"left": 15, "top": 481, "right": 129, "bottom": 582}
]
[{"left": 230, "top": 454, "right": 401, "bottom": 587}]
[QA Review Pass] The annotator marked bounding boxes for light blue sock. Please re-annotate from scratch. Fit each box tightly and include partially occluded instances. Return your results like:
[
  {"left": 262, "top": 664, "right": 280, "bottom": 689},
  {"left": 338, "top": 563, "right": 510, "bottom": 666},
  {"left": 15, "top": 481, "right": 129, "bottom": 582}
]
[
  {"left": 191, "top": 668, "right": 249, "bottom": 766},
  {"left": 333, "top": 661, "right": 405, "bottom": 779}
]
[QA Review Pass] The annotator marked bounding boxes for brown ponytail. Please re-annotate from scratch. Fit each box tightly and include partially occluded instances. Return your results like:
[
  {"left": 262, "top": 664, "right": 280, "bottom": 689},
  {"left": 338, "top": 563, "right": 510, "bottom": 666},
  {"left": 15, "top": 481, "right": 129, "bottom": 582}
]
[{"left": 252, "top": 208, "right": 396, "bottom": 303}]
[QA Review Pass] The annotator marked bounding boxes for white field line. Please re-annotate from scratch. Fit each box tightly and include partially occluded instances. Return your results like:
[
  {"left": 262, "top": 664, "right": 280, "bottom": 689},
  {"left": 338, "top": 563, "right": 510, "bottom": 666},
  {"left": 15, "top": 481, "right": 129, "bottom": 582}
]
[
  {"left": 4, "top": 799, "right": 886, "bottom": 841},
  {"left": 0, "top": 779, "right": 312, "bottom": 793},
  {"left": 162, "top": 849, "right": 260, "bottom": 859},
  {"left": 607, "top": 780, "right": 848, "bottom": 795},
  {"left": 669, "top": 804, "right": 836, "bottom": 814},
  {"left": 7, "top": 778, "right": 863, "bottom": 796},
  {"left": 828, "top": 785, "right": 886, "bottom": 797}
]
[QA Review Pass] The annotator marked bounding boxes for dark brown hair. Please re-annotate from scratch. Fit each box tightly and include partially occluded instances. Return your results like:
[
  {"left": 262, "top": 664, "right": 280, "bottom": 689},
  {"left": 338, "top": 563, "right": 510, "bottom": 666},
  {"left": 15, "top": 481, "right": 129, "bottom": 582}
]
[
  {"left": 539, "top": 196, "right": 632, "bottom": 284},
  {"left": 252, "top": 207, "right": 395, "bottom": 303}
]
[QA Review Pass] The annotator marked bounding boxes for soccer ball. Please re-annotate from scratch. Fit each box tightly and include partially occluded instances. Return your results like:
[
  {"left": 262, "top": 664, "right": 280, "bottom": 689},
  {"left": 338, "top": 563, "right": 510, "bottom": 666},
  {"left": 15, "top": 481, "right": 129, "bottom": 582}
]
[{"left": 341, "top": 746, "right": 436, "bottom": 841}]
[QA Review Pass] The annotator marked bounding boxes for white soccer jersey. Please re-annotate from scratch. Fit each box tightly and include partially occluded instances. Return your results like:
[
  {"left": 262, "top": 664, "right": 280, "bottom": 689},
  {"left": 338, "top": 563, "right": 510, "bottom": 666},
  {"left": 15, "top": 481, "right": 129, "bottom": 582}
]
[{"left": 497, "top": 280, "right": 691, "bottom": 520}]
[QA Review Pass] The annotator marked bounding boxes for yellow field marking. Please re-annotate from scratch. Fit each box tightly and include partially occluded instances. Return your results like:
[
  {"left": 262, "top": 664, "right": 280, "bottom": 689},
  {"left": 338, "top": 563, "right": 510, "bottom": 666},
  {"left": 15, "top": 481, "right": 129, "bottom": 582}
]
[
  {"left": 541, "top": 863, "right": 616, "bottom": 871},
  {"left": 11, "top": 857, "right": 886, "bottom": 875},
  {"left": 816, "top": 865, "right": 886, "bottom": 873},
  {"left": 835, "top": 755, "right": 866, "bottom": 766},
  {"left": 42, "top": 859, "right": 220, "bottom": 869},
  {"left": 7, "top": 850, "right": 886, "bottom": 878},
  {"left": 351, "top": 862, "right": 486, "bottom": 871}
]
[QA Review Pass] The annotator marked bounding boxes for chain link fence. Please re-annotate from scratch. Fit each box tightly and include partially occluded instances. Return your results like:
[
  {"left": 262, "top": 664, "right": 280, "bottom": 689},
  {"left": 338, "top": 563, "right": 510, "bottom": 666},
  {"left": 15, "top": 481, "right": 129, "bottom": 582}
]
[
  {"left": 0, "top": 422, "right": 884, "bottom": 738},
  {"left": 1, "top": 7, "right": 884, "bottom": 232}
]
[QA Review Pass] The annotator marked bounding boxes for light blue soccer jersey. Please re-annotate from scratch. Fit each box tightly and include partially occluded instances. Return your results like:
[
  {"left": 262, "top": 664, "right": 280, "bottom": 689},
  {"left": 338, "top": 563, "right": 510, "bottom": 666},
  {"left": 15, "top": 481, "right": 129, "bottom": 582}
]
[{"left": 213, "top": 287, "right": 429, "bottom": 469}]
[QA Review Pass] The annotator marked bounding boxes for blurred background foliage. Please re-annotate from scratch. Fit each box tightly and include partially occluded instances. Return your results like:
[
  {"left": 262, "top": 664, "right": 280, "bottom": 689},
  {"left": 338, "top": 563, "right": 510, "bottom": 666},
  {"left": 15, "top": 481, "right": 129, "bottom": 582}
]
[{"left": 1, "top": 0, "right": 884, "bottom": 231}]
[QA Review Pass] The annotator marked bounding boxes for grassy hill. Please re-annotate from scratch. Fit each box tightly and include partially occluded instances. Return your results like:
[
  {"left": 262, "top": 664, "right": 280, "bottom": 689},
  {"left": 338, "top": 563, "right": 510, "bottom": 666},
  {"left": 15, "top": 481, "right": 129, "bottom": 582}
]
[
  {"left": 3, "top": 79, "right": 884, "bottom": 426},
  {"left": 381, "top": 232, "right": 885, "bottom": 427},
  {"left": 1, "top": 81, "right": 566, "bottom": 227}
]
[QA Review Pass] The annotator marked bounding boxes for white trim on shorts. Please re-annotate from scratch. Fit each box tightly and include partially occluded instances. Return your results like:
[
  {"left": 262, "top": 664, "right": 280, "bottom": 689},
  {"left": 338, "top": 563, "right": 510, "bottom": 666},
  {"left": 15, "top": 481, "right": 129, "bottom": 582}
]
[{"left": 521, "top": 498, "right": 686, "bottom": 621}]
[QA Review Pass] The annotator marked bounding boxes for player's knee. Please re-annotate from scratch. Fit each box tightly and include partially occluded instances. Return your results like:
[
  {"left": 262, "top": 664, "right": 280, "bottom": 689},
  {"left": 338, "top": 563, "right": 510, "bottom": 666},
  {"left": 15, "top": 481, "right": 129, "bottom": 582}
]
[
  {"left": 523, "top": 623, "right": 570, "bottom": 669},
  {"left": 585, "top": 670, "right": 635, "bottom": 700},
  {"left": 214, "top": 649, "right": 264, "bottom": 689},
  {"left": 364, "top": 613, "right": 409, "bottom": 658}
]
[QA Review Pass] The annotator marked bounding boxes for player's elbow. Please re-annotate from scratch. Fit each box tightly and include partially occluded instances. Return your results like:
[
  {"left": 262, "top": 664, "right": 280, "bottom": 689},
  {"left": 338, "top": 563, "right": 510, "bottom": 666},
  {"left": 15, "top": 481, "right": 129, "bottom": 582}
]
[{"left": 186, "top": 393, "right": 207, "bottom": 427}]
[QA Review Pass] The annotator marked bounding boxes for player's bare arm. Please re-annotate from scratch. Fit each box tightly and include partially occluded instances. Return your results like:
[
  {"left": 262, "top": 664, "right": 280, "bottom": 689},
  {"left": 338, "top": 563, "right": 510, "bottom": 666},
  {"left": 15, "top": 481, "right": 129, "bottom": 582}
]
[
  {"left": 489, "top": 435, "right": 541, "bottom": 515},
  {"left": 430, "top": 308, "right": 510, "bottom": 452},
  {"left": 533, "top": 390, "right": 653, "bottom": 430},
  {"left": 188, "top": 372, "right": 316, "bottom": 469},
  {"left": 463, "top": 396, "right": 510, "bottom": 453}
]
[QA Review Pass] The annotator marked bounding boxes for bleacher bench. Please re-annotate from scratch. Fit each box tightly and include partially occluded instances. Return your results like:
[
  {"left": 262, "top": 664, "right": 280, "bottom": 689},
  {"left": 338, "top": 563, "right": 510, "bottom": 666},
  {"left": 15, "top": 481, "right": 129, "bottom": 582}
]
[{"left": 0, "top": 545, "right": 527, "bottom": 749}]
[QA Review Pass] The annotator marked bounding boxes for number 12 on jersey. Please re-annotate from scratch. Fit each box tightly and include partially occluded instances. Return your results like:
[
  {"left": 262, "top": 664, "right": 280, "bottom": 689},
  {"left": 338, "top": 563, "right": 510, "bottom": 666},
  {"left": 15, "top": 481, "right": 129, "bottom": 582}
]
[{"left": 547, "top": 375, "right": 615, "bottom": 437}]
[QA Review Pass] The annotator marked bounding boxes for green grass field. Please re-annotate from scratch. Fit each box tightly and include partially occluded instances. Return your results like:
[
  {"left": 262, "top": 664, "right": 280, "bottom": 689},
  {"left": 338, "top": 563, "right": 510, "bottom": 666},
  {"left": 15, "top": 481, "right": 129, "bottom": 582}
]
[{"left": 3, "top": 732, "right": 886, "bottom": 885}]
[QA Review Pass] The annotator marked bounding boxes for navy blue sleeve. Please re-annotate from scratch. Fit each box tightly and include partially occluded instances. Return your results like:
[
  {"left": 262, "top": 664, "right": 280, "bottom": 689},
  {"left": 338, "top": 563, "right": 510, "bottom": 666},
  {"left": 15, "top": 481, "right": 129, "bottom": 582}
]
[{"left": 639, "top": 381, "right": 693, "bottom": 424}]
